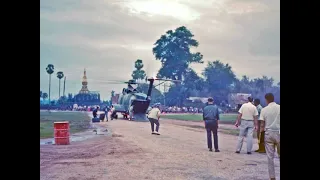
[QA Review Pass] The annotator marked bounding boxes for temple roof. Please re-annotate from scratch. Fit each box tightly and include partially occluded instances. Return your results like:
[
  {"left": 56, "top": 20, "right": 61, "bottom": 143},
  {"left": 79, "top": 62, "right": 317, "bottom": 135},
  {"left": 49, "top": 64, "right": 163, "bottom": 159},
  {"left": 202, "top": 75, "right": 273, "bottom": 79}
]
[{"left": 79, "top": 68, "right": 89, "bottom": 94}]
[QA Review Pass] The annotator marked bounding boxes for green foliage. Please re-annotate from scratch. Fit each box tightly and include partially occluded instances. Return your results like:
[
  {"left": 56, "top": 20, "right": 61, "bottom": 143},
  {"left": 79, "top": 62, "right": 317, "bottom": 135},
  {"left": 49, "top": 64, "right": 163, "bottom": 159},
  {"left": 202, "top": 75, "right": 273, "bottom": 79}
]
[
  {"left": 137, "top": 84, "right": 164, "bottom": 104},
  {"left": 42, "top": 93, "right": 48, "bottom": 99},
  {"left": 164, "top": 84, "right": 187, "bottom": 106},
  {"left": 56, "top": 71, "right": 64, "bottom": 79},
  {"left": 203, "top": 60, "right": 237, "bottom": 104},
  {"left": 57, "top": 96, "right": 67, "bottom": 104},
  {"left": 40, "top": 111, "right": 91, "bottom": 138},
  {"left": 131, "top": 59, "right": 146, "bottom": 80},
  {"left": 46, "top": 64, "right": 54, "bottom": 74},
  {"left": 139, "top": 26, "right": 280, "bottom": 107},
  {"left": 153, "top": 26, "right": 203, "bottom": 80}
]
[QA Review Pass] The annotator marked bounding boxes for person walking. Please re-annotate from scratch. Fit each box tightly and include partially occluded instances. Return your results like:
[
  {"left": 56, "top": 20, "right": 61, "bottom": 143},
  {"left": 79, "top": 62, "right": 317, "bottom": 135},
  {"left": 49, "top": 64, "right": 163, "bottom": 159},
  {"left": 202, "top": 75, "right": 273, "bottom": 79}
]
[
  {"left": 235, "top": 97, "right": 258, "bottom": 154},
  {"left": 148, "top": 103, "right": 161, "bottom": 135},
  {"left": 259, "top": 93, "right": 280, "bottom": 180},
  {"left": 254, "top": 99, "right": 266, "bottom": 153},
  {"left": 203, "top": 97, "right": 220, "bottom": 152},
  {"left": 92, "top": 106, "right": 99, "bottom": 118}
]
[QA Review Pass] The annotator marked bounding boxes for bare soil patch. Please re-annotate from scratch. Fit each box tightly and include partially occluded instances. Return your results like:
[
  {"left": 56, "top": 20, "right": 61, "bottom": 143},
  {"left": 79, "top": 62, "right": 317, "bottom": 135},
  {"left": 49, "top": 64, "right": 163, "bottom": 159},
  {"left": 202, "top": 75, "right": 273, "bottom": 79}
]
[{"left": 40, "top": 119, "right": 279, "bottom": 180}]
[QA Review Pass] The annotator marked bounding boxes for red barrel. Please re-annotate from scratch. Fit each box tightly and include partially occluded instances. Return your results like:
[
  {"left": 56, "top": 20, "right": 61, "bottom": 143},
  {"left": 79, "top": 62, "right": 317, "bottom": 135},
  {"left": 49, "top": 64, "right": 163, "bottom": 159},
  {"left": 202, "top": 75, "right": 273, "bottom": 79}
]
[{"left": 54, "top": 121, "right": 70, "bottom": 145}]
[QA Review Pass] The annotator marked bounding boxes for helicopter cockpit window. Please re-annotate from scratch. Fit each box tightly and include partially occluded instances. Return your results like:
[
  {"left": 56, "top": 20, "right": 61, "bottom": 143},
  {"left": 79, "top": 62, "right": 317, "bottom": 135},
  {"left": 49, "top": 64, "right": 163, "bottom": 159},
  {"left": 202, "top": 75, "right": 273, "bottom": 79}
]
[{"left": 130, "top": 84, "right": 138, "bottom": 90}]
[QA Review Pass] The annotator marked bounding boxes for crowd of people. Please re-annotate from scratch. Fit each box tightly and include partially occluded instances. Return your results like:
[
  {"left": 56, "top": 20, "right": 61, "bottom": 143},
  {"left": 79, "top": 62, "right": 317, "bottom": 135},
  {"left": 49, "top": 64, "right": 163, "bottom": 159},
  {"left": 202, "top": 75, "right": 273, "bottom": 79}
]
[
  {"left": 162, "top": 106, "right": 203, "bottom": 113},
  {"left": 202, "top": 93, "right": 280, "bottom": 180},
  {"left": 89, "top": 93, "right": 280, "bottom": 179}
]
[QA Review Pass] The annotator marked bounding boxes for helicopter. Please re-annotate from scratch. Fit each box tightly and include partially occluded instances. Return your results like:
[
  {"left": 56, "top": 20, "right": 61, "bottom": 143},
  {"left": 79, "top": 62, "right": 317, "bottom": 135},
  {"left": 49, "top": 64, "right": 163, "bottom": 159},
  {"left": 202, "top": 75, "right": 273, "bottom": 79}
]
[{"left": 111, "top": 77, "right": 180, "bottom": 121}]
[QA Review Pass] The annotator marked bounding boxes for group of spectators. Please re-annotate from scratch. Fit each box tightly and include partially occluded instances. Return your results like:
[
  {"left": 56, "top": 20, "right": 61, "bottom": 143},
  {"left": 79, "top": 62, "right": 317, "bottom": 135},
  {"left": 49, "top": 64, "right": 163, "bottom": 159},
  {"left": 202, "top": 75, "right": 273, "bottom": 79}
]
[{"left": 162, "top": 106, "right": 203, "bottom": 113}]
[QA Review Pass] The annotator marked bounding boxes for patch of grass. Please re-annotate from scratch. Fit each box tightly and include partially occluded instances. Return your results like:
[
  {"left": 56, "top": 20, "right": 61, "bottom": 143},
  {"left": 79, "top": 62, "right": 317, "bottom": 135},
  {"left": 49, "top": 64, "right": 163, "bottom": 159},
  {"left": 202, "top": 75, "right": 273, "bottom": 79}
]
[
  {"left": 40, "top": 111, "right": 91, "bottom": 139},
  {"left": 163, "top": 114, "right": 238, "bottom": 124}
]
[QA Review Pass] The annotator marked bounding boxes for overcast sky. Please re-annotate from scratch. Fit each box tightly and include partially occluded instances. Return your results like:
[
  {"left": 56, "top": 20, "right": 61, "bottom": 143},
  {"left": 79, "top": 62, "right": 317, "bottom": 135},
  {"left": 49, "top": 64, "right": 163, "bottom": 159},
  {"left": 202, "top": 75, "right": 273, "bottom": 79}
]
[{"left": 40, "top": 0, "right": 280, "bottom": 100}]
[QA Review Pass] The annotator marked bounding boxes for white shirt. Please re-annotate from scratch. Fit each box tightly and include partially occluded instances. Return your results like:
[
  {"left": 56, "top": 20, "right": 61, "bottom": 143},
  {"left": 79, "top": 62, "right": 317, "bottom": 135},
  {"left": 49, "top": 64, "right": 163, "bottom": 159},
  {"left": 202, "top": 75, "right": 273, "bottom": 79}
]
[
  {"left": 238, "top": 102, "right": 258, "bottom": 120},
  {"left": 259, "top": 102, "right": 280, "bottom": 131},
  {"left": 148, "top": 108, "right": 160, "bottom": 119}
]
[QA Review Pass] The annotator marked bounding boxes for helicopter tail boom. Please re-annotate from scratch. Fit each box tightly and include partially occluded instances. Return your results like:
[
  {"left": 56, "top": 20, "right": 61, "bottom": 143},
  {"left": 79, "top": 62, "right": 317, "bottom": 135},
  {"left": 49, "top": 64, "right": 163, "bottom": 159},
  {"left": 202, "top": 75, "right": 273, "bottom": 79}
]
[
  {"left": 131, "top": 99, "right": 150, "bottom": 121},
  {"left": 132, "top": 99, "right": 150, "bottom": 114}
]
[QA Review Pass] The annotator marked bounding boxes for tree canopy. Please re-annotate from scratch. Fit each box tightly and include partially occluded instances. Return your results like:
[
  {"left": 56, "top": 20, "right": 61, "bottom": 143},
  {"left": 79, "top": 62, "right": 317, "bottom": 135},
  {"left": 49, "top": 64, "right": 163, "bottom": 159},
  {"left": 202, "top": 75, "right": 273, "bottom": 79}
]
[
  {"left": 126, "top": 26, "right": 280, "bottom": 107},
  {"left": 153, "top": 26, "right": 203, "bottom": 80},
  {"left": 131, "top": 59, "right": 146, "bottom": 80}
]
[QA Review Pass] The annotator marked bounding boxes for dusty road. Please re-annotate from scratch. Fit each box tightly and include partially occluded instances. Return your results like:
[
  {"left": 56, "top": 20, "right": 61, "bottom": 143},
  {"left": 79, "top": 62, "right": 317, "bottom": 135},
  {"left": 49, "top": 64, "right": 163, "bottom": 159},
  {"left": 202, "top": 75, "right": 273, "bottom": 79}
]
[{"left": 40, "top": 119, "right": 279, "bottom": 180}]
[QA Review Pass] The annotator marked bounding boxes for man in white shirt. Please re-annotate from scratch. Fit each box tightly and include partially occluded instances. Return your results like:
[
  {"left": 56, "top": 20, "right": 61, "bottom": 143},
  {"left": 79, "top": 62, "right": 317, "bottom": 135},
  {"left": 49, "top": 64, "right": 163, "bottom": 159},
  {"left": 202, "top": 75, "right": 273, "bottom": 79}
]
[
  {"left": 259, "top": 93, "right": 280, "bottom": 180},
  {"left": 148, "top": 103, "right": 161, "bottom": 135},
  {"left": 235, "top": 97, "right": 258, "bottom": 154}
]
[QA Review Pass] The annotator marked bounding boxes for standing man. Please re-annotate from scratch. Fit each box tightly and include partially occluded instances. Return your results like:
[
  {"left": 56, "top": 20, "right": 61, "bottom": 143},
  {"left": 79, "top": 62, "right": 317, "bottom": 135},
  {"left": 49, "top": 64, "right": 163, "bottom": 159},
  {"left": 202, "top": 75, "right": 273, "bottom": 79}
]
[
  {"left": 254, "top": 99, "right": 266, "bottom": 153},
  {"left": 148, "top": 103, "right": 161, "bottom": 135},
  {"left": 235, "top": 97, "right": 258, "bottom": 154},
  {"left": 110, "top": 105, "right": 116, "bottom": 120},
  {"left": 104, "top": 106, "right": 110, "bottom": 122},
  {"left": 260, "top": 93, "right": 280, "bottom": 180},
  {"left": 203, "top": 97, "right": 220, "bottom": 152}
]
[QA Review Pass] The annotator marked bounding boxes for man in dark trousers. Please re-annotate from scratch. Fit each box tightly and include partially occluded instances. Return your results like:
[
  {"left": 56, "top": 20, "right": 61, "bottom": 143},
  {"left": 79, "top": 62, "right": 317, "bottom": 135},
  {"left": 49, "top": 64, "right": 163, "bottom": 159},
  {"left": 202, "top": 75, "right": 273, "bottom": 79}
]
[
  {"left": 203, "top": 97, "right": 220, "bottom": 152},
  {"left": 147, "top": 103, "right": 161, "bottom": 135},
  {"left": 92, "top": 106, "right": 99, "bottom": 118}
]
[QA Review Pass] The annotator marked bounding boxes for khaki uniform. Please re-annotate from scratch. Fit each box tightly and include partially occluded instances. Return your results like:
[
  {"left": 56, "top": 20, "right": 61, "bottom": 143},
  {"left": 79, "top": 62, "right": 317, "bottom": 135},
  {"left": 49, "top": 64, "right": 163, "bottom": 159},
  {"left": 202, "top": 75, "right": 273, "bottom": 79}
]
[{"left": 259, "top": 102, "right": 280, "bottom": 179}]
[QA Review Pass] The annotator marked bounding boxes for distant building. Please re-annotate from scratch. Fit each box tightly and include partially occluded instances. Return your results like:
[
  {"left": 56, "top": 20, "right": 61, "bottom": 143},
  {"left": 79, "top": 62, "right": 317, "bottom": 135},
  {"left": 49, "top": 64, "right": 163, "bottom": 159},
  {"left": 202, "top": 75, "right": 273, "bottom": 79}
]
[
  {"left": 228, "top": 93, "right": 251, "bottom": 107},
  {"left": 187, "top": 97, "right": 208, "bottom": 103},
  {"left": 111, "top": 93, "right": 120, "bottom": 104},
  {"left": 73, "top": 69, "right": 101, "bottom": 105}
]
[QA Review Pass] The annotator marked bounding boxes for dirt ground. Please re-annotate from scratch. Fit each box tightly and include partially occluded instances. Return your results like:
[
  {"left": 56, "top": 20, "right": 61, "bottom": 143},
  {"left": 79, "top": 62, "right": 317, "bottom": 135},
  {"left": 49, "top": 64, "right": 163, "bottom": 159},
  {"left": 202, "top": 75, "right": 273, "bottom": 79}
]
[{"left": 40, "top": 119, "right": 280, "bottom": 180}]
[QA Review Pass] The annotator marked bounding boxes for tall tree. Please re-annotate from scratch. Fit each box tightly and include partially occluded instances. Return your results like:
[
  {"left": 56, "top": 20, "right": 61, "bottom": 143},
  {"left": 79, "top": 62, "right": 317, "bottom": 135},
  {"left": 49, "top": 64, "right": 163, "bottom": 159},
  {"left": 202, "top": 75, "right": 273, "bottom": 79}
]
[
  {"left": 183, "top": 68, "right": 204, "bottom": 91},
  {"left": 153, "top": 26, "right": 203, "bottom": 80},
  {"left": 203, "top": 60, "right": 237, "bottom": 104},
  {"left": 46, "top": 64, "right": 54, "bottom": 106},
  {"left": 164, "top": 84, "right": 187, "bottom": 106},
  {"left": 40, "top": 90, "right": 43, "bottom": 98},
  {"left": 131, "top": 59, "right": 146, "bottom": 80},
  {"left": 56, "top": 71, "right": 64, "bottom": 98}
]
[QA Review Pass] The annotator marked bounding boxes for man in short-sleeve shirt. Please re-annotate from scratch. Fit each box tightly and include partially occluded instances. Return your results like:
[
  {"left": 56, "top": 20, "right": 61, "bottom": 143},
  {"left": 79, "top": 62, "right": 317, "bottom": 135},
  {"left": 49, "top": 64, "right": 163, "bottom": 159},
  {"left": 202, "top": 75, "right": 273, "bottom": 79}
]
[
  {"left": 235, "top": 97, "right": 258, "bottom": 154},
  {"left": 148, "top": 103, "right": 161, "bottom": 135},
  {"left": 203, "top": 97, "right": 220, "bottom": 152},
  {"left": 259, "top": 93, "right": 280, "bottom": 180}
]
